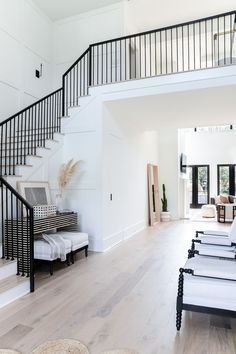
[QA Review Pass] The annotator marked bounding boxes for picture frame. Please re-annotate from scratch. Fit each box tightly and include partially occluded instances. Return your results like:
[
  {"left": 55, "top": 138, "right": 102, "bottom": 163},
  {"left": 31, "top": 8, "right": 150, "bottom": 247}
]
[{"left": 17, "top": 181, "right": 52, "bottom": 206}]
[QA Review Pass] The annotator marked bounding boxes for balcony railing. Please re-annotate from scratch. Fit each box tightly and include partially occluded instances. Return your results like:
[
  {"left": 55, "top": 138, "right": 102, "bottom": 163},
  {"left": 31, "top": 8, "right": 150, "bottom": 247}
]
[{"left": 62, "top": 10, "right": 236, "bottom": 113}]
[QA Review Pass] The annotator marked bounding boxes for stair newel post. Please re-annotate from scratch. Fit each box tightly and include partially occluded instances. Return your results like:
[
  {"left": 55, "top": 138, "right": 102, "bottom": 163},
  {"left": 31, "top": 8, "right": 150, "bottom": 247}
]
[
  {"left": 88, "top": 45, "right": 92, "bottom": 88},
  {"left": 29, "top": 207, "right": 34, "bottom": 292},
  {"left": 62, "top": 74, "right": 66, "bottom": 117}
]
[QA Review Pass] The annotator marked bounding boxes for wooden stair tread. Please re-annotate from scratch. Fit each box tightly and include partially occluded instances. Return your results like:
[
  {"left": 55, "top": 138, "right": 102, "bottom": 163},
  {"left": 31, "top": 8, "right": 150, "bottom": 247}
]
[
  {"left": 3, "top": 164, "right": 33, "bottom": 168},
  {"left": 2, "top": 155, "right": 43, "bottom": 159},
  {"left": 1, "top": 175, "right": 22, "bottom": 178}
]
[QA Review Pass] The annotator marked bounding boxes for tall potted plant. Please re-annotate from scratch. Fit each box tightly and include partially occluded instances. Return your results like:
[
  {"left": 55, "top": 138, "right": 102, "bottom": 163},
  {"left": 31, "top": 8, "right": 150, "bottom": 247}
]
[{"left": 161, "top": 184, "right": 171, "bottom": 221}]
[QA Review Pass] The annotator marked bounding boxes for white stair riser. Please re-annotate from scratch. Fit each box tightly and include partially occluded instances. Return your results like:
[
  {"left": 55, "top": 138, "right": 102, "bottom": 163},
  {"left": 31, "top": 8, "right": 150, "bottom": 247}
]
[
  {"left": 0, "top": 280, "right": 30, "bottom": 309},
  {"left": 0, "top": 262, "right": 17, "bottom": 281}
]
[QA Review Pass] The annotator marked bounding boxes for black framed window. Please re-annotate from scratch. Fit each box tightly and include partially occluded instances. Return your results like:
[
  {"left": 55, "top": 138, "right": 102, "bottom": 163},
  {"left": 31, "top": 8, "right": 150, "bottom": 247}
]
[{"left": 217, "top": 164, "right": 236, "bottom": 195}]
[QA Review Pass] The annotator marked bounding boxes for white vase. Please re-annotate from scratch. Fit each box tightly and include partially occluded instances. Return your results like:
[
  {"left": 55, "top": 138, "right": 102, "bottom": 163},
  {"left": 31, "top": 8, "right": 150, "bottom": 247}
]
[{"left": 161, "top": 211, "right": 171, "bottom": 222}]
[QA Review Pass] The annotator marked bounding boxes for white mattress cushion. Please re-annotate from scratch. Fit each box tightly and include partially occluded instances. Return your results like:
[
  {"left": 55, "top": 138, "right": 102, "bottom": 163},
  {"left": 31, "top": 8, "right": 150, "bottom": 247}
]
[
  {"left": 199, "top": 235, "right": 232, "bottom": 246},
  {"left": 183, "top": 257, "right": 236, "bottom": 310},
  {"left": 183, "top": 274, "right": 236, "bottom": 311},
  {"left": 71, "top": 241, "right": 88, "bottom": 251},
  {"left": 34, "top": 238, "right": 71, "bottom": 261},
  {"left": 184, "top": 256, "right": 236, "bottom": 280},
  {"left": 195, "top": 243, "right": 236, "bottom": 252},
  {"left": 196, "top": 250, "right": 236, "bottom": 258},
  {"left": 203, "top": 230, "right": 229, "bottom": 236},
  {"left": 195, "top": 243, "right": 236, "bottom": 258},
  {"left": 34, "top": 240, "right": 56, "bottom": 261},
  {"left": 58, "top": 232, "right": 89, "bottom": 246},
  {"left": 229, "top": 218, "right": 236, "bottom": 242},
  {"left": 63, "top": 238, "right": 72, "bottom": 253}
]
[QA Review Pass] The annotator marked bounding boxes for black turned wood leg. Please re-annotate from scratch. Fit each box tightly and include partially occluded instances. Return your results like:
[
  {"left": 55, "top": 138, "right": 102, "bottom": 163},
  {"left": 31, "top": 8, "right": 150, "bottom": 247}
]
[
  {"left": 176, "top": 311, "right": 182, "bottom": 331},
  {"left": 176, "top": 268, "right": 184, "bottom": 330},
  {"left": 49, "top": 262, "right": 53, "bottom": 276},
  {"left": 17, "top": 260, "right": 20, "bottom": 275},
  {"left": 66, "top": 254, "right": 70, "bottom": 266},
  {"left": 85, "top": 245, "right": 88, "bottom": 257},
  {"left": 188, "top": 249, "right": 193, "bottom": 259},
  {"left": 176, "top": 268, "right": 193, "bottom": 330},
  {"left": 71, "top": 251, "right": 74, "bottom": 264}
]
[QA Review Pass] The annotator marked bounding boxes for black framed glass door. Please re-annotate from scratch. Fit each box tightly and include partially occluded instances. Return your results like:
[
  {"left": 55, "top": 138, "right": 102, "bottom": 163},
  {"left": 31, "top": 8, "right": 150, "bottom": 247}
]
[
  {"left": 189, "top": 165, "right": 210, "bottom": 208},
  {"left": 217, "top": 164, "right": 236, "bottom": 195}
]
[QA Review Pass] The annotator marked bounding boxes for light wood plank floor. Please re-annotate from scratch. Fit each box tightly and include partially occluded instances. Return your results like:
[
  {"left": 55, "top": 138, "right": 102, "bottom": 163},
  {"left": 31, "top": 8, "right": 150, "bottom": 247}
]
[{"left": 0, "top": 220, "right": 234, "bottom": 354}]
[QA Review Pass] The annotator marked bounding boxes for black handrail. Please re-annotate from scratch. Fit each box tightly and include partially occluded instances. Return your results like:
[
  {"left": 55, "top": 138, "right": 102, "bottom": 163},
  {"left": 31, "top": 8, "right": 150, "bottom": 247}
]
[
  {"left": 0, "top": 176, "right": 34, "bottom": 292},
  {"left": 90, "top": 10, "right": 236, "bottom": 86},
  {"left": 62, "top": 9, "right": 236, "bottom": 110},
  {"left": 0, "top": 88, "right": 63, "bottom": 176},
  {"left": 90, "top": 10, "right": 236, "bottom": 46},
  {"left": 0, "top": 88, "right": 62, "bottom": 127},
  {"left": 62, "top": 49, "right": 90, "bottom": 116},
  {"left": 63, "top": 48, "right": 90, "bottom": 77},
  {"left": 0, "top": 9, "right": 235, "bottom": 296}
]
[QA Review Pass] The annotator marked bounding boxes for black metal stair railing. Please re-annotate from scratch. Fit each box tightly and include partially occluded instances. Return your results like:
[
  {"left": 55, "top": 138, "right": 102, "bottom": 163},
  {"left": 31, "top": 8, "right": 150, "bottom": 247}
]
[
  {"left": 0, "top": 88, "right": 63, "bottom": 176},
  {"left": 89, "top": 10, "right": 236, "bottom": 86},
  {"left": 62, "top": 48, "right": 90, "bottom": 117},
  {"left": 0, "top": 9, "right": 235, "bottom": 294},
  {"left": 0, "top": 176, "right": 34, "bottom": 292},
  {"left": 62, "top": 10, "right": 236, "bottom": 115}
]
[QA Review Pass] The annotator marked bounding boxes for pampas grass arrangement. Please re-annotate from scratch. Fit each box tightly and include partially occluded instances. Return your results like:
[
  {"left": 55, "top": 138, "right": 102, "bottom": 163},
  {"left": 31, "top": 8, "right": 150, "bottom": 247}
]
[{"left": 58, "top": 159, "right": 80, "bottom": 195}]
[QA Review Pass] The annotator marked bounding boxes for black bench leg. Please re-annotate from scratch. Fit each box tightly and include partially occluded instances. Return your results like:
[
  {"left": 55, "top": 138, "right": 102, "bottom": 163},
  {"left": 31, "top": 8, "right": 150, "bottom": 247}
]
[
  {"left": 176, "top": 310, "right": 182, "bottom": 331},
  {"left": 71, "top": 251, "right": 74, "bottom": 264},
  {"left": 66, "top": 254, "right": 70, "bottom": 266},
  {"left": 85, "top": 246, "right": 88, "bottom": 257},
  {"left": 49, "top": 262, "right": 53, "bottom": 276}
]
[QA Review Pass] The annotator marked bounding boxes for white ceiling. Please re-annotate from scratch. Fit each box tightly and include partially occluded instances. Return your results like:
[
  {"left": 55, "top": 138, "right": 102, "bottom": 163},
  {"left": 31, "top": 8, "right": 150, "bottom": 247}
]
[
  {"left": 32, "top": 0, "right": 122, "bottom": 21},
  {"left": 105, "top": 85, "right": 236, "bottom": 131}
]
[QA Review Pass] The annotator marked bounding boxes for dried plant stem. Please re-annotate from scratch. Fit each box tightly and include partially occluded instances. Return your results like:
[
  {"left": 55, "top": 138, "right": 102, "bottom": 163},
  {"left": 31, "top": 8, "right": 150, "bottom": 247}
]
[{"left": 58, "top": 159, "right": 80, "bottom": 195}]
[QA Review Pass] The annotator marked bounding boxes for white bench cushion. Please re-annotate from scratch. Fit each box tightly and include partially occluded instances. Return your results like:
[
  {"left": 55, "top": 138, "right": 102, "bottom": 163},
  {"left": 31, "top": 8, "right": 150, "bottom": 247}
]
[
  {"left": 58, "top": 232, "right": 89, "bottom": 251},
  {"left": 34, "top": 240, "right": 56, "bottom": 261},
  {"left": 183, "top": 257, "right": 236, "bottom": 311},
  {"left": 199, "top": 235, "right": 232, "bottom": 246},
  {"left": 184, "top": 256, "right": 236, "bottom": 280},
  {"left": 195, "top": 243, "right": 236, "bottom": 258},
  {"left": 203, "top": 230, "right": 229, "bottom": 236},
  {"left": 229, "top": 217, "right": 236, "bottom": 242},
  {"left": 34, "top": 238, "right": 71, "bottom": 261}
]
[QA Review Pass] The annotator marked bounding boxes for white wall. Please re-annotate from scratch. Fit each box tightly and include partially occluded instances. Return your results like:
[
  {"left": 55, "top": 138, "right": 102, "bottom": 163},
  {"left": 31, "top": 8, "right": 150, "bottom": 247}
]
[
  {"left": 102, "top": 104, "right": 158, "bottom": 250},
  {"left": 185, "top": 130, "right": 236, "bottom": 197},
  {"left": 96, "top": 66, "right": 236, "bottom": 221},
  {"left": 158, "top": 128, "right": 179, "bottom": 219},
  {"left": 124, "top": 0, "right": 236, "bottom": 33},
  {"left": 0, "top": 0, "right": 53, "bottom": 122},
  {"left": 52, "top": 3, "right": 125, "bottom": 89}
]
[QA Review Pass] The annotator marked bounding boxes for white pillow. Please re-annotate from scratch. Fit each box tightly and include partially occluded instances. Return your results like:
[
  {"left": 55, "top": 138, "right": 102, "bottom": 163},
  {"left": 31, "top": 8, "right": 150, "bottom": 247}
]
[
  {"left": 215, "top": 195, "right": 221, "bottom": 204},
  {"left": 229, "top": 218, "right": 236, "bottom": 242}
]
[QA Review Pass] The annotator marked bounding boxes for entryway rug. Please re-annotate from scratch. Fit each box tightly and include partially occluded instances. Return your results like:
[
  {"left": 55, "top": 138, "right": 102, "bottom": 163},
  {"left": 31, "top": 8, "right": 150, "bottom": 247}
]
[{"left": 32, "top": 339, "right": 89, "bottom": 354}]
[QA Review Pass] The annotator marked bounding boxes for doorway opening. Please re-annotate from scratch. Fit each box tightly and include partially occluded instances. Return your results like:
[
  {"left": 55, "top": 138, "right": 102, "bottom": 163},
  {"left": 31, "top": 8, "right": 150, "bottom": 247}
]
[{"left": 188, "top": 165, "right": 210, "bottom": 209}]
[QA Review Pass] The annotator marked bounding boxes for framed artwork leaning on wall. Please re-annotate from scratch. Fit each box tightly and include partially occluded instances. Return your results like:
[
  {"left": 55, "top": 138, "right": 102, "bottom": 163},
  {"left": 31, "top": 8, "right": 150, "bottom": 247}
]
[{"left": 17, "top": 181, "right": 52, "bottom": 206}]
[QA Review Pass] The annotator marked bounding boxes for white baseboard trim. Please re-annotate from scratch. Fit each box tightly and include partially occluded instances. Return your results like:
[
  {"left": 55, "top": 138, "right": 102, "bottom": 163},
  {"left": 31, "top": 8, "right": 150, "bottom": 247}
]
[
  {"left": 0, "top": 279, "right": 30, "bottom": 310},
  {"left": 103, "top": 220, "right": 146, "bottom": 252},
  {"left": 123, "top": 220, "right": 146, "bottom": 240},
  {"left": 88, "top": 236, "right": 104, "bottom": 253},
  {"left": 103, "top": 231, "right": 124, "bottom": 252}
]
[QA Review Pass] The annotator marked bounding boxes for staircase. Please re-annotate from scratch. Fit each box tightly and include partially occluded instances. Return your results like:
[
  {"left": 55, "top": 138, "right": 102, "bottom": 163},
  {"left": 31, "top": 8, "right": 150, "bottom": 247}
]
[
  {"left": 0, "top": 10, "right": 235, "bottom": 303},
  {"left": 0, "top": 258, "right": 29, "bottom": 308}
]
